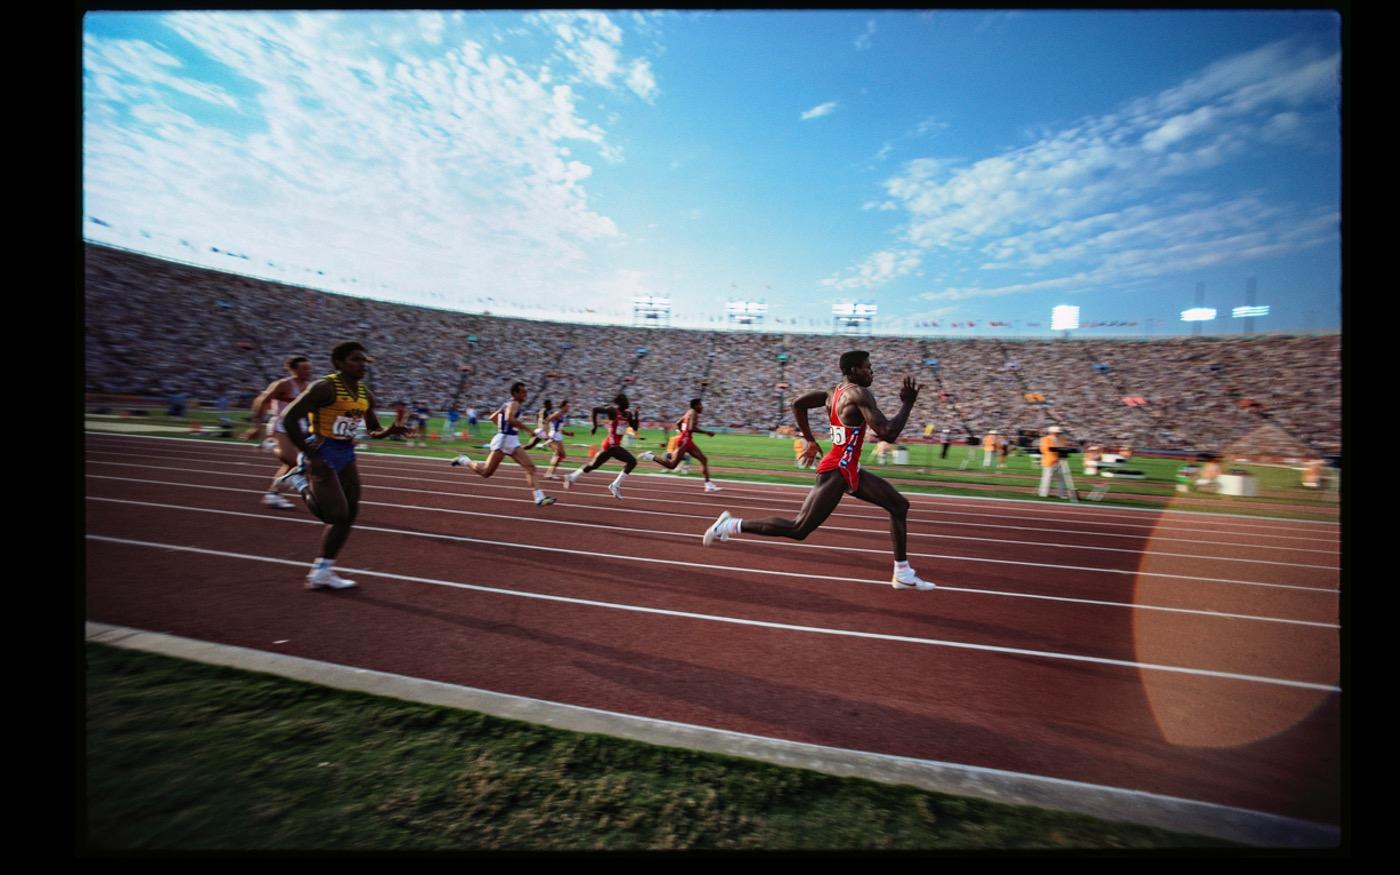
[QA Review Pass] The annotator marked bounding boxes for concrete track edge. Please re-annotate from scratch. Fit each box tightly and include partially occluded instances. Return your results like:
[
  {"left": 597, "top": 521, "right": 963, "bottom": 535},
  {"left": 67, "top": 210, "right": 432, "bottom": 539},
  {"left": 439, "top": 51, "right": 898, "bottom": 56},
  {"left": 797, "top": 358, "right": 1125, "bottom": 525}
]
[{"left": 85, "top": 621, "right": 1339, "bottom": 849}]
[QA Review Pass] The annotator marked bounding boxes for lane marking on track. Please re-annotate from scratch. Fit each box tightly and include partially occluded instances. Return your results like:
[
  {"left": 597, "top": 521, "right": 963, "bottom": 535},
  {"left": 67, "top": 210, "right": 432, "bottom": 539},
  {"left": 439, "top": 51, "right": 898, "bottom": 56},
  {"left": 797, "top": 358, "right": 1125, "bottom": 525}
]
[
  {"left": 87, "top": 434, "right": 1344, "bottom": 537},
  {"left": 83, "top": 457, "right": 1341, "bottom": 562},
  {"left": 85, "top": 534, "right": 1342, "bottom": 693},
  {"left": 81, "top": 478, "right": 1338, "bottom": 593},
  {"left": 86, "top": 494, "right": 1341, "bottom": 628},
  {"left": 84, "top": 475, "right": 1340, "bottom": 593},
  {"left": 85, "top": 432, "right": 1343, "bottom": 528}
]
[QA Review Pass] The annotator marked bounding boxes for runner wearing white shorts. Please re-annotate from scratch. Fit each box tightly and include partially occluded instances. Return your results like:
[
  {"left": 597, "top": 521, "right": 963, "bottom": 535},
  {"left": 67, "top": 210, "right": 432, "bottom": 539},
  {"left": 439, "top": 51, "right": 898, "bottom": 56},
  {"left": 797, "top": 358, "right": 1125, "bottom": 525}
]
[{"left": 451, "top": 381, "right": 556, "bottom": 506}]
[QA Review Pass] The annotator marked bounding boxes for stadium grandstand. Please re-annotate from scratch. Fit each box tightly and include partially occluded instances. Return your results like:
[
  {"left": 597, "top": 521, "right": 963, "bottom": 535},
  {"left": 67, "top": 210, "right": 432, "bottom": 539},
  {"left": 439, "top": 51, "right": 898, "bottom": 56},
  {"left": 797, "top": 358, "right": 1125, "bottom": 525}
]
[{"left": 84, "top": 243, "right": 1340, "bottom": 460}]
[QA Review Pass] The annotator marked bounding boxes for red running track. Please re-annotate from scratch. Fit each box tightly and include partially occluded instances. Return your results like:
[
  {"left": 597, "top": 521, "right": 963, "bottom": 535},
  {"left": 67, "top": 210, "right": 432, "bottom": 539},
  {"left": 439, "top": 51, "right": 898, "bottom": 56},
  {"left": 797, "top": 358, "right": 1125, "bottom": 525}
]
[{"left": 84, "top": 433, "right": 1341, "bottom": 828}]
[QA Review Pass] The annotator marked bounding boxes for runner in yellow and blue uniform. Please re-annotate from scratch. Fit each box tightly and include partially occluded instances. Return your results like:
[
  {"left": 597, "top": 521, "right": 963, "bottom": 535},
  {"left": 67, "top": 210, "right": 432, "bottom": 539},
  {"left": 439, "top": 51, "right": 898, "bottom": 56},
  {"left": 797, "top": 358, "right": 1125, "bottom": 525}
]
[{"left": 278, "top": 341, "right": 413, "bottom": 591}]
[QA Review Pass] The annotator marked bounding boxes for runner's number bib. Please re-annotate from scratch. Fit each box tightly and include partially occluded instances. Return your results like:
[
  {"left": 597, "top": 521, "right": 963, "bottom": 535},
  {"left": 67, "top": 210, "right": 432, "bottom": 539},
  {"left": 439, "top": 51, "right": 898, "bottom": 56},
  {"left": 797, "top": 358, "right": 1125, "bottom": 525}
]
[
  {"left": 829, "top": 425, "right": 848, "bottom": 445},
  {"left": 333, "top": 415, "right": 360, "bottom": 438}
]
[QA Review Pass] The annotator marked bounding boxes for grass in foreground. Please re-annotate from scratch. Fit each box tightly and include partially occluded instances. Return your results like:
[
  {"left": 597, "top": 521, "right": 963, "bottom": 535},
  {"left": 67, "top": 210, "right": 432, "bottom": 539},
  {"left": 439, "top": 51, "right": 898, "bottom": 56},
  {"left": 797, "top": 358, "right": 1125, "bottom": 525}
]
[{"left": 83, "top": 643, "right": 1233, "bottom": 852}]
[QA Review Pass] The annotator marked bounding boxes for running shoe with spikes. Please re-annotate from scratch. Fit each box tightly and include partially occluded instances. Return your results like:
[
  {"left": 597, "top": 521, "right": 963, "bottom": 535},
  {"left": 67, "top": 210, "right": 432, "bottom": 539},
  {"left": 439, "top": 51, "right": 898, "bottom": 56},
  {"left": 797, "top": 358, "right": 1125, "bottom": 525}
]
[
  {"left": 451, "top": 454, "right": 471, "bottom": 467},
  {"left": 262, "top": 492, "right": 295, "bottom": 509},
  {"left": 891, "top": 568, "right": 937, "bottom": 591},
  {"left": 703, "top": 511, "right": 732, "bottom": 547},
  {"left": 639, "top": 450, "right": 656, "bottom": 462},
  {"left": 306, "top": 568, "right": 357, "bottom": 590},
  {"left": 704, "top": 481, "right": 721, "bottom": 493},
  {"left": 536, "top": 495, "right": 557, "bottom": 507},
  {"left": 608, "top": 481, "right": 623, "bottom": 500}
]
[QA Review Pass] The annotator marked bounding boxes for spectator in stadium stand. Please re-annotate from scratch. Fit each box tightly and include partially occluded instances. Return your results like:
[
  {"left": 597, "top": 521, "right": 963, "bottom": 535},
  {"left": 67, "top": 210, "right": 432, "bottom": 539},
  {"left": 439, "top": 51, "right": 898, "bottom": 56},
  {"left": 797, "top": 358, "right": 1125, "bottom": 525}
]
[
  {"left": 82, "top": 244, "right": 1342, "bottom": 456},
  {"left": 242, "top": 354, "right": 315, "bottom": 510},
  {"left": 1037, "top": 426, "right": 1071, "bottom": 499}
]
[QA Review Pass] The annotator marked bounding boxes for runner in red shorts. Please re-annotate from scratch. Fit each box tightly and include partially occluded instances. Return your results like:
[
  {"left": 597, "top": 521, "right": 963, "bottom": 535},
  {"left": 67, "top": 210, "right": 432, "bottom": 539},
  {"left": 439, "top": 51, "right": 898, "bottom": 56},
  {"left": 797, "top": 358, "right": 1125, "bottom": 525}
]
[
  {"left": 565, "top": 393, "right": 642, "bottom": 499},
  {"left": 703, "top": 350, "right": 935, "bottom": 590},
  {"left": 643, "top": 397, "right": 720, "bottom": 492}
]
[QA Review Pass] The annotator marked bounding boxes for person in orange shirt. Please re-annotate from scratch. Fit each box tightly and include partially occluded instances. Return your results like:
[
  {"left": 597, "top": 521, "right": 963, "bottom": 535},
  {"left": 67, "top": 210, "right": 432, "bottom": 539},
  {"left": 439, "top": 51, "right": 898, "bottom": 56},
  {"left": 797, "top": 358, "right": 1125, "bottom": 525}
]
[
  {"left": 982, "top": 430, "right": 998, "bottom": 467},
  {"left": 1037, "top": 426, "right": 1071, "bottom": 498}
]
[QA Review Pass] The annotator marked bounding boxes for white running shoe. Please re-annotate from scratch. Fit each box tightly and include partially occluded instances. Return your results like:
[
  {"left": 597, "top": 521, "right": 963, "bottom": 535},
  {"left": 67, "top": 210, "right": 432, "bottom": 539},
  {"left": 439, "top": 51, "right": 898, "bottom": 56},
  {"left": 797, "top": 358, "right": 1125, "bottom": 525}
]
[
  {"left": 306, "top": 568, "right": 357, "bottom": 590},
  {"left": 703, "top": 511, "right": 732, "bottom": 547},
  {"left": 891, "top": 569, "right": 936, "bottom": 591},
  {"left": 704, "top": 482, "right": 721, "bottom": 493},
  {"left": 639, "top": 451, "right": 656, "bottom": 462},
  {"left": 608, "top": 481, "right": 623, "bottom": 499},
  {"left": 262, "top": 492, "right": 295, "bottom": 509},
  {"left": 564, "top": 472, "right": 578, "bottom": 490},
  {"left": 451, "top": 454, "right": 471, "bottom": 467}
]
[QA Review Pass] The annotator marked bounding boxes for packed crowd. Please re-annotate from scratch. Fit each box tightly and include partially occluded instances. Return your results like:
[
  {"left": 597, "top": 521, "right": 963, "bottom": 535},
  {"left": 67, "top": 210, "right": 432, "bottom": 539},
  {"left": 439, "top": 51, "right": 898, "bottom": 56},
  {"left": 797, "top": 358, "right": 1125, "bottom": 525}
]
[{"left": 84, "top": 244, "right": 1342, "bottom": 455}]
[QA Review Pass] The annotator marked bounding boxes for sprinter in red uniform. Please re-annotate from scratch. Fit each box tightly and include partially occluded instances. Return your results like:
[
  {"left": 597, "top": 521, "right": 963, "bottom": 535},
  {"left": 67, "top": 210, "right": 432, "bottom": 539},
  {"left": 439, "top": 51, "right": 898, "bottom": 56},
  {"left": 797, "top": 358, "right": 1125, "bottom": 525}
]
[
  {"left": 642, "top": 398, "right": 720, "bottom": 492},
  {"left": 703, "top": 350, "right": 935, "bottom": 590},
  {"left": 565, "top": 393, "right": 642, "bottom": 499}
]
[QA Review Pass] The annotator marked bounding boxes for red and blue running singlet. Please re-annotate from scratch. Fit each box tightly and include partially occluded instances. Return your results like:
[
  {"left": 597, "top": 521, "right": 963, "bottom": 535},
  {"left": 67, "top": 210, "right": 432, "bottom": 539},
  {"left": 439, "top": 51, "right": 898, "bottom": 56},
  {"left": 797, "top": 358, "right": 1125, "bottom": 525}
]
[{"left": 817, "top": 385, "right": 865, "bottom": 493}]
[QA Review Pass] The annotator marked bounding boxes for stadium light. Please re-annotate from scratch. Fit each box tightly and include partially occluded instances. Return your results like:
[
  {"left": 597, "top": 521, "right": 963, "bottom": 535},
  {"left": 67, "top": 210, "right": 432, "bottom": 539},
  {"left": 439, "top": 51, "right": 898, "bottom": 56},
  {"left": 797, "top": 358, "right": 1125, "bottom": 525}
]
[
  {"left": 1051, "top": 305, "right": 1080, "bottom": 331},
  {"left": 832, "top": 302, "right": 876, "bottom": 335},
  {"left": 632, "top": 296, "right": 672, "bottom": 327},
  {"left": 1232, "top": 305, "right": 1270, "bottom": 318},
  {"left": 726, "top": 300, "right": 767, "bottom": 327}
]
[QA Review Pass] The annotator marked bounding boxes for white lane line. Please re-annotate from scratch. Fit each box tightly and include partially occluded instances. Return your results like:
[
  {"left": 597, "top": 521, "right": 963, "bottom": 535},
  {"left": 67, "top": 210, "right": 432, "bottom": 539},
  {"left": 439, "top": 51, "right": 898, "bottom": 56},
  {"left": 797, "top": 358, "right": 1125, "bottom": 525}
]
[
  {"left": 86, "top": 431, "right": 1344, "bottom": 527},
  {"left": 85, "top": 475, "right": 1341, "bottom": 594},
  {"left": 85, "top": 534, "right": 1342, "bottom": 693},
  {"left": 83, "top": 456, "right": 1341, "bottom": 563},
  {"left": 86, "top": 474, "right": 1340, "bottom": 594},
  {"left": 86, "top": 493, "right": 1341, "bottom": 628}
]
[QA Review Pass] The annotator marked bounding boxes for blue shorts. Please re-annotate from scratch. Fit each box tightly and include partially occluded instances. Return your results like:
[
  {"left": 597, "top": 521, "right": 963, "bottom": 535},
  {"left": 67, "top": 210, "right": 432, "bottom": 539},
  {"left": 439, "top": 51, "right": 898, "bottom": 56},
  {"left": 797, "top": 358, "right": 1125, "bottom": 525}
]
[{"left": 311, "top": 438, "right": 357, "bottom": 474}]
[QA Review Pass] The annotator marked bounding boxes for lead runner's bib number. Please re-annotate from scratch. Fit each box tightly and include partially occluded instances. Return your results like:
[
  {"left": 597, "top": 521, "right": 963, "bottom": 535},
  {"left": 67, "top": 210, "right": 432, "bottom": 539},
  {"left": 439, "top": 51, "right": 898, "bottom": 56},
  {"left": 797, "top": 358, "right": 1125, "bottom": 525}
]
[
  {"left": 829, "top": 425, "right": 848, "bottom": 445},
  {"left": 332, "top": 415, "right": 360, "bottom": 438}
]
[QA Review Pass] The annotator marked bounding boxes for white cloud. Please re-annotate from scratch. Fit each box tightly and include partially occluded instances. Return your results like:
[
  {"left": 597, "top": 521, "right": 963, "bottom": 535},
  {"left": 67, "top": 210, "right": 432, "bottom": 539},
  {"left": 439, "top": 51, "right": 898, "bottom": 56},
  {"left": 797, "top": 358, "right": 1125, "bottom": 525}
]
[
  {"left": 855, "top": 20, "right": 876, "bottom": 51},
  {"left": 801, "top": 101, "right": 838, "bottom": 121},
  {"left": 84, "top": 12, "right": 650, "bottom": 304},
  {"left": 821, "top": 248, "right": 922, "bottom": 290},
  {"left": 827, "top": 39, "right": 1340, "bottom": 297}
]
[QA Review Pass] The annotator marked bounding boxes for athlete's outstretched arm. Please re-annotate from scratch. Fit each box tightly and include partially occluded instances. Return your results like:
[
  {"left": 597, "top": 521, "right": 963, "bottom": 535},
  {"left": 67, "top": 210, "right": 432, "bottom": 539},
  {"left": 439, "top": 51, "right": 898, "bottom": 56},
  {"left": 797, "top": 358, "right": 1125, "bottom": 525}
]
[
  {"left": 363, "top": 389, "right": 412, "bottom": 439},
  {"left": 854, "top": 378, "right": 920, "bottom": 443},
  {"left": 242, "top": 378, "right": 288, "bottom": 439}
]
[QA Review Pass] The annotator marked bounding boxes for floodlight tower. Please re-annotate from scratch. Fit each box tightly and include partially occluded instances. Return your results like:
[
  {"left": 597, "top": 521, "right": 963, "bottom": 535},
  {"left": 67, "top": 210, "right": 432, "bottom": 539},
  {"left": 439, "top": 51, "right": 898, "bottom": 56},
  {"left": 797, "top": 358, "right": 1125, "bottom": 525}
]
[
  {"left": 832, "top": 302, "right": 876, "bottom": 335},
  {"left": 632, "top": 296, "right": 672, "bottom": 327},
  {"left": 726, "top": 300, "right": 767, "bottom": 330},
  {"left": 1231, "top": 277, "right": 1270, "bottom": 335}
]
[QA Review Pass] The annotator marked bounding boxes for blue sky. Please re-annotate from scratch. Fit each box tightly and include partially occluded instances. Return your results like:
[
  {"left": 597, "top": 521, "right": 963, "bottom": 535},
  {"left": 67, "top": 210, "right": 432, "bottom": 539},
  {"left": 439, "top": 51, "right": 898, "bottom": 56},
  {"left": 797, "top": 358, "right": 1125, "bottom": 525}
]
[{"left": 83, "top": 10, "right": 1342, "bottom": 337}]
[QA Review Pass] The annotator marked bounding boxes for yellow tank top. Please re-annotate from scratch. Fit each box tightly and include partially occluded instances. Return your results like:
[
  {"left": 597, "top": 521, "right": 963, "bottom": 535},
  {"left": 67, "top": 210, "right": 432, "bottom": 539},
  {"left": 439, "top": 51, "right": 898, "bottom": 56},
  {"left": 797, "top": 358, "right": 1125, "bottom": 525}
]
[{"left": 311, "top": 373, "right": 370, "bottom": 441}]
